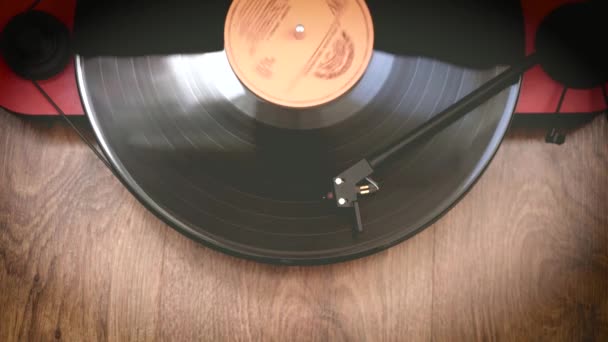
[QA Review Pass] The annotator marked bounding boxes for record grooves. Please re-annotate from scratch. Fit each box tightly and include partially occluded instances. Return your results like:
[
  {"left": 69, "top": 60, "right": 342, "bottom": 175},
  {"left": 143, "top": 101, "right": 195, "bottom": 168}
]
[{"left": 76, "top": 48, "right": 519, "bottom": 264}]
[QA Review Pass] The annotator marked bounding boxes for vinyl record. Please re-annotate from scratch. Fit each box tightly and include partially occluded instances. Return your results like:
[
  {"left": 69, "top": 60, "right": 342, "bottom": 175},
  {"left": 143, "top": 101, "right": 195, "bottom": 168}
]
[{"left": 75, "top": 2, "right": 521, "bottom": 265}]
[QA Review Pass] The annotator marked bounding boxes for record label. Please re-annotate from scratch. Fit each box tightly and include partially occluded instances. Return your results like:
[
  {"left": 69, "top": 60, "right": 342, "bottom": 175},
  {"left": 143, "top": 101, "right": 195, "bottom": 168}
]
[{"left": 225, "top": 0, "right": 374, "bottom": 108}]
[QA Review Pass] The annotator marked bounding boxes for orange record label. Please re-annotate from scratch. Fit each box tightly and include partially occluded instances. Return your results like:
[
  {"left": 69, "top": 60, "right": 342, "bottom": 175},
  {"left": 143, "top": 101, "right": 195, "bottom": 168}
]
[{"left": 224, "top": 0, "right": 375, "bottom": 108}]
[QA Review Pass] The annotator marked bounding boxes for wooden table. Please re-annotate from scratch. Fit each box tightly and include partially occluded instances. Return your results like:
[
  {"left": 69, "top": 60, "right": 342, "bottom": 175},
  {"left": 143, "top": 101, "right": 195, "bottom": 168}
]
[{"left": 1, "top": 110, "right": 606, "bottom": 341}]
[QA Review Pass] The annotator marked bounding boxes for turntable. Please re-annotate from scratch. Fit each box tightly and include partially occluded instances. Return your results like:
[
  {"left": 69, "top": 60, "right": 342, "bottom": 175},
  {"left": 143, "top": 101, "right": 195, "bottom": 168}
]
[{"left": 1, "top": 0, "right": 606, "bottom": 264}]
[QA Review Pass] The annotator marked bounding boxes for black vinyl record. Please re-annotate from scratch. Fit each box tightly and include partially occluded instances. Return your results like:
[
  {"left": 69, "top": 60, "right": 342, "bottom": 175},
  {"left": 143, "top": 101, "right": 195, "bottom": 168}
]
[{"left": 74, "top": 1, "right": 523, "bottom": 264}]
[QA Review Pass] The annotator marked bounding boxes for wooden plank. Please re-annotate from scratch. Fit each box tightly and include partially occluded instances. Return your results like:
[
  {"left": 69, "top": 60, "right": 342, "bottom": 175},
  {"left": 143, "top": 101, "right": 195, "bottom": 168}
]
[
  {"left": 431, "top": 116, "right": 608, "bottom": 341},
  {"left": 1, "top": 111, "right": 606, "bottom": 341},
  {"left": 0, "top": 114, "right": 168, "bottom": 341}
]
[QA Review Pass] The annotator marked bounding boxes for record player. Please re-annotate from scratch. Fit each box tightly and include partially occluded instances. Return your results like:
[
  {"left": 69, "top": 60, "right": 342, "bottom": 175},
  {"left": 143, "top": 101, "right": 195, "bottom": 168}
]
[
  {"left": 1, "top": 0, "right": 606, "bottom": 264},
  {"left": 2, "top": 0, "right": 606, "bottom": 116}
]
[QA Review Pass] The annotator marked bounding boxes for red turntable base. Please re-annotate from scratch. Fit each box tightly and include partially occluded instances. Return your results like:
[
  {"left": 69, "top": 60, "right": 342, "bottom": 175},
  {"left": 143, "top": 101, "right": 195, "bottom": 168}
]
[
  {"left": 0, "top": 0, "right": 82, "bottom": 115},
  {"left": 1, "top": 0, "right": 607, "bottom": 116},
  {"left": 518, "top": 0, "right": 607, "bottom": 115}
]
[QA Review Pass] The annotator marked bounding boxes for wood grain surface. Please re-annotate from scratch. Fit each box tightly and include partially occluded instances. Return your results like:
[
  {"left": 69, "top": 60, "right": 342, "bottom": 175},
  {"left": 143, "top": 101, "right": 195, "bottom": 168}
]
[{"left": 0, "top": 110, "right": 606, "bottom": 341}]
